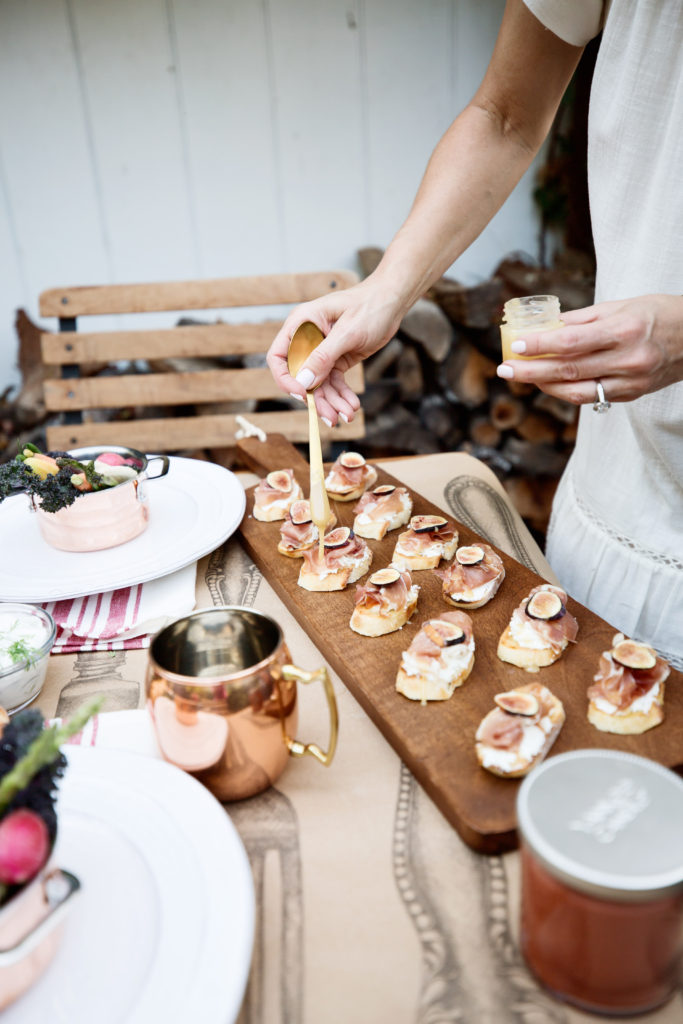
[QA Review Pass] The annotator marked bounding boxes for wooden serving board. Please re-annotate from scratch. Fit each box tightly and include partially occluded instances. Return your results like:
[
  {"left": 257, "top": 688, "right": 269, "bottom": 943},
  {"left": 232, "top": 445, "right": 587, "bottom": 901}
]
[{"left": 237, "top": 435, "right": 683, "bottom": 853}]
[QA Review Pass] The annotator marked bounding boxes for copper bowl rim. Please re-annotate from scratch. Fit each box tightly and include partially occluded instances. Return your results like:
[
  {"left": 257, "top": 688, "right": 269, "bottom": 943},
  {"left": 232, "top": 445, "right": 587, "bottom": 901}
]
[{"left": 65, "top": 444, "right": 148, "bottom": 471}]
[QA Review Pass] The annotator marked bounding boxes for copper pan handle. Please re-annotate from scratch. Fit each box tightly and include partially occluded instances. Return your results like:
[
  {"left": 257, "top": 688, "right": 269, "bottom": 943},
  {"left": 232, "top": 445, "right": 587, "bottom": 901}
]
[{"left": 0, "top": 869, "right": 80, "bottom": 966}]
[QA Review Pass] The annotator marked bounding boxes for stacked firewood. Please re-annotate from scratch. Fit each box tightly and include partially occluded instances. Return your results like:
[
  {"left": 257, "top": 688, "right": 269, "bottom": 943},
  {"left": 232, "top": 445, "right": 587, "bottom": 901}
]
[{"left": 355, "top": 247, "right": 595, "bottom": 540}]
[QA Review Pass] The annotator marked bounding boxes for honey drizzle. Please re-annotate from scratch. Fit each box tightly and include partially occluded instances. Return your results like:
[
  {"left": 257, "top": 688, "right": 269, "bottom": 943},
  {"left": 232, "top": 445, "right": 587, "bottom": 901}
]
[{"left": 306, "top": 392, "right": 330, "bottom": 561}]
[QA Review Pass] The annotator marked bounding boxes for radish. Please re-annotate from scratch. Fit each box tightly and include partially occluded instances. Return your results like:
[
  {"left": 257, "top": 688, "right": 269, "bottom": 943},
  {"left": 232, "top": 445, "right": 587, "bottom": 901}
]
[
  {"left": 0, "top": 809, "right": 50, "bottom": 885},
  {"left": 95, "top": 452, "right": 126, "bottom": 466}
]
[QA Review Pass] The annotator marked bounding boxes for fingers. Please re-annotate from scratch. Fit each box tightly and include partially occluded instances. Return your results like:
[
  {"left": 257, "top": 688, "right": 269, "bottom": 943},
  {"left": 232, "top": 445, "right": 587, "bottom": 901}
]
[
  {"left": 266, "top": 299, "right": 344, "bottom": 398},
  {"left": 506, "top": 302, "right": 627, "bottom": 359},
  {"left": 312, "top": 372, "right": 361, "bottom": 426},
  {"left": 291, "top": 321, "right": 360, "bottom": 392},
  {"left": 495, "top": 295, "right": 682, "bottom": 403},
  {"left": 497, "top": 351, "right": 616, "bottom": 386},
  {"left": 535, "top": 376, "right": 637, "bottom": 406},
  {"left": 329, "top": 368, "right": 361, "bottom": 416},
  {"left": 266, "top": 321, "right": 298, "bottom": 394}
]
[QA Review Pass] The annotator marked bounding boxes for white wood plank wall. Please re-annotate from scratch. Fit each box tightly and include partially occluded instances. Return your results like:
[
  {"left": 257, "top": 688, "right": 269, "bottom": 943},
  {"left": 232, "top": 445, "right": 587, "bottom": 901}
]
[{"left": 0, "top": 0, "right": 542, "bottom": 392}]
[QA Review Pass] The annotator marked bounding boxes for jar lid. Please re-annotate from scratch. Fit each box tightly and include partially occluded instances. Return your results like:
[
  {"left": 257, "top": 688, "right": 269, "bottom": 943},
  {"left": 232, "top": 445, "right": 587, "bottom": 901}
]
[{"left": 517, "top": 750, "right": 683, "bottom": 901}]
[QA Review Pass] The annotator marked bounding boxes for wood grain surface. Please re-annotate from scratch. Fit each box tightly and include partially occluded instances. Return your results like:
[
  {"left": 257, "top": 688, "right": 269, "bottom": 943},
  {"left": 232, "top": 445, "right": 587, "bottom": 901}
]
[
  {"left": 46, "top": 410, "right": 366, "bottom": 453},
  {"left": 237, "top": 436, "right": 683, "bottom": 853},
  {"left": 39, "top": 270, "right": 358, "bottom": 317}
]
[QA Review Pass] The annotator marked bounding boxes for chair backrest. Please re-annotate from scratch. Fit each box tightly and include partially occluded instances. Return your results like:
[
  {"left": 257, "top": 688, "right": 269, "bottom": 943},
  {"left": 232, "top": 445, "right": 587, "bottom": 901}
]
[{"left": 39, "top": 270, "right": 364, "bottom": 453}]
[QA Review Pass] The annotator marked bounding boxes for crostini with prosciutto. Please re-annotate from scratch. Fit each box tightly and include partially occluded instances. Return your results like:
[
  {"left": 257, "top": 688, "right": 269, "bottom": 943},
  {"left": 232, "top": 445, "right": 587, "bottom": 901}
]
[
  {"left": 391, "top": 515, "right": 459, "bottom": 571},
  {"left": 352, "top": 484, "right": 413, "bottom": 540},
  {"left": 277, "top": 500, "right": 336, "bottom": 558},
  {"left": 475, "top": 682, "right": 565, "bottom": 778},
  {"left": 587, "top": 633, "right": 669, "bottom": 735},
  {"left": 253, "top": 469, "right": 303, "bottom": 522},
  {"left": 324, "top": 452, "right": 377, "bottom": 502},
  {"left": 436, "top": 543, "right": 505, "bottom": 609},
  {"left": 350, "top": 565, "right": 419, "bottom": 636},
  {"left": 395, "top": 610, "right": 474, "bottom": 702},
  {"left": 497, "top": 584, "right": 578, "bottom": 671},
  {"left": 297, "top": 527, "right": 372, "bottom": 592}
]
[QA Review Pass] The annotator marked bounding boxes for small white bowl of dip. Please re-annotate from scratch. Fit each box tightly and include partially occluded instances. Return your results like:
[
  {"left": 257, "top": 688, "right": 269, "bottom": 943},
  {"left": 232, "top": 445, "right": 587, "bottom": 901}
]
[{"left": 0, "top": 604, "right": 56, "bottom": 713}]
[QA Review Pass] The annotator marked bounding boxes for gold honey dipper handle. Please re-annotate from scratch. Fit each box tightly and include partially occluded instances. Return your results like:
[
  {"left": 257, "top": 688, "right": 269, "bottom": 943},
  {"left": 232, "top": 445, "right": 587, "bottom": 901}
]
[
  {"left": 286, "top": 321, "right": 331, "bottom": 558},
  {"left": 281, "top": 665, "right": 338, "bottom": 766}
]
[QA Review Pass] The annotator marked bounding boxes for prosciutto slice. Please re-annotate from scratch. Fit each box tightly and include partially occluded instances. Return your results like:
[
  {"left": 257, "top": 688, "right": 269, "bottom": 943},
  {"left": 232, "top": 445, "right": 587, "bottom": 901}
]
[
  {"left": 254, "top": 468, "right": 298, "bottom": 509},
  {"left": 512, "top": 585, "right": 578, "bottom": 652},
  {"left": 406, "top": 610, "right": 473, "bottom": 660},
  {"left": 436, "top": 544, "right": 504, "bottom": 598},
  {"left": 301, "top": 533, "right": 368, "bottom": 573},
  {"left": 354, "top": 487, "right": 409, "bottom": 521},
  {"left": 476, "top": 709, "right": 525, "bottom": 750},
  {"left": 476, "top": 683, "right": 556, "bottom": 750},
  {"left": 279, "top": 518, "right": 317, "bottom": 551},
  {"left": 354, "top": 568, "right": 412, "bottom": 612},
  {"left": 325, "top": 456, "right": 373, "bottom": 493},
  {"left": 588, "top": 652, "right": 670, "bottom": 711},
  {"left": 397, "top": 521, "right": 457, "bottom": 555}
]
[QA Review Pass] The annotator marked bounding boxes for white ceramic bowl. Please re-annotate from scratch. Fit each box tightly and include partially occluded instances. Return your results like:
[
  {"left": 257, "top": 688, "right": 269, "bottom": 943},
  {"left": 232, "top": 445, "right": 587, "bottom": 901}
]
[{"left": 0, "top": 604, "right": 56, "bottom": 714}]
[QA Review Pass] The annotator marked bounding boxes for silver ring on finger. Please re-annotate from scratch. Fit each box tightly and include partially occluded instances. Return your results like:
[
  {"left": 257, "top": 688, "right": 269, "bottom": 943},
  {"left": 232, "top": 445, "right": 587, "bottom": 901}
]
[{"left": 592, "top": 380, "right": 611, "bottom": 413}]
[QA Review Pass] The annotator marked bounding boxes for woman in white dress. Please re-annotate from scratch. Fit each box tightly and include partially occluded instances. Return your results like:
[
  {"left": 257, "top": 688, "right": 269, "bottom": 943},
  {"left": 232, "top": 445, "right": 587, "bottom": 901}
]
[{"left": 267, "top": 0, "right": 683, "bottom": 667}]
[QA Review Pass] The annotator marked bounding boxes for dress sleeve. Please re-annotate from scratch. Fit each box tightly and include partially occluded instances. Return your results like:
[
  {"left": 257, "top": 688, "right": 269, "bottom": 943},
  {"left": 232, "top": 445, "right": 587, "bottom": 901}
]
[{"left": 522, "top": 0, "right": 605, "bottom": 47}]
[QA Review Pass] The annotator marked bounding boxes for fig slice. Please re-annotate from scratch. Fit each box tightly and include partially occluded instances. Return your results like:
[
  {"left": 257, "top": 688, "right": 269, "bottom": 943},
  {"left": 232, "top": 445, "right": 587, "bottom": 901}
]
[
  {"left": 373, "top": 484, "right": 396, "bottom": 496},
  {"left": 456, "top": 545, "right": 485, "bottom": 566},
  {"left": 339, "top": 452, "right": 366, "bottom": 469},
  {"left": 526, "top": 590, "right": 564, "bottom": 621},
  {"left": 324, "top": 526, "right": 353, "bottom": 548},
  {"left": 410, "top": 514, "right": 448, "bottom": 534},
  {"left": 266, "top": 470, "right": 293, "bottom": 493},
  {"left": 289, "top": 500, "right": 312, "bottom": 526},
  {"left": 423, "top": 620, "right": 466, "bottom": 648},
  {"left": 494, "top": 691, "right": 539, "bottom": 716},
  {"left": 612, "top": 639, "right": 657, "bottom": 671},
  {"left": 369, "top": 567, "right": 401, "bottom": 587}
]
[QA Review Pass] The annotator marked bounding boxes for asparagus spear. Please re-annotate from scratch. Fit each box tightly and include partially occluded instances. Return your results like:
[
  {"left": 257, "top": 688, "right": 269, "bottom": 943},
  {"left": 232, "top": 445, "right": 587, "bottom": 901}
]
[{"left": 0, "top": 696, "right": 104, "bottom": 815}]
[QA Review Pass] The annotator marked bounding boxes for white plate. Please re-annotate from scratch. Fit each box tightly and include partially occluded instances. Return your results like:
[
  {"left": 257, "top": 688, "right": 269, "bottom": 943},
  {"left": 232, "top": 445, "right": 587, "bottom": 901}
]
[
  {"left": 4, "top": 747, "right": 254, "bottom": 1024},
  {"left": 0, "top": 457, "right": 246, "bottom": 601}
]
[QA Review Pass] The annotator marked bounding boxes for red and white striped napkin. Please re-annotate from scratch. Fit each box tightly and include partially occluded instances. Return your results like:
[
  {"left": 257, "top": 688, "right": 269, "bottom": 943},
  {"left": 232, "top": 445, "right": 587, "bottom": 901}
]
[{"left": 42, "top": 562, "right": 197, "bottom": 654}]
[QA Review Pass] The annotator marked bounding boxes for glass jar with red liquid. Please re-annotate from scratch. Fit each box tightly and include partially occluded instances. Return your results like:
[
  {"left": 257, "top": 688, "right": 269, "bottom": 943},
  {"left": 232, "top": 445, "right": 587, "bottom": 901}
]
[{"left": 517, "top": 750, "right": 683, "bottom": 1016}]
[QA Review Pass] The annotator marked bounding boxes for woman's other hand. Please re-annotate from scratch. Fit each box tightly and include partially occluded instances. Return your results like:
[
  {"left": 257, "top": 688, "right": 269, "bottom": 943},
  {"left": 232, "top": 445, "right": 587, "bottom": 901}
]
[{"left": 496, "top": 294, "right": 683, "bottom": 404}]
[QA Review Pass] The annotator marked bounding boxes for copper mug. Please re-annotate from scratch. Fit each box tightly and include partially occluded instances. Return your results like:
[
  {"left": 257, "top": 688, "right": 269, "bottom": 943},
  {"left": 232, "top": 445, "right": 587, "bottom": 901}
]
[{"left": 145, "top": 606, "right": 338, "bottom": 801}]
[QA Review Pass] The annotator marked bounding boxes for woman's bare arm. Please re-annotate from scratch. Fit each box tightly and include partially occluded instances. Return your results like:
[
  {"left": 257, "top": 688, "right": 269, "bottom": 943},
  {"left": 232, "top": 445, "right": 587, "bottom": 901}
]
[{"left": 267, "top": 0, "right": 584, "bottom": 423}]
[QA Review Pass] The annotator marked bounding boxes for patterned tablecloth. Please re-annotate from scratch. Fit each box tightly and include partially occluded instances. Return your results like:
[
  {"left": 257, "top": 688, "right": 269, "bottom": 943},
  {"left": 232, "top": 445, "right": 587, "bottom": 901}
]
[{"left": 38, "top": 452, "right": 682, "bottom": 1024}]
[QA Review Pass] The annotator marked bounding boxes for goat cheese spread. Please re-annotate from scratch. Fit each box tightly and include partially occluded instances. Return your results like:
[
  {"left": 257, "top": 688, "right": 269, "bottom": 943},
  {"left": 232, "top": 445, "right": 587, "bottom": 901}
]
[{"left": 401, "top": 637, "right": 474, "bottom": 684}]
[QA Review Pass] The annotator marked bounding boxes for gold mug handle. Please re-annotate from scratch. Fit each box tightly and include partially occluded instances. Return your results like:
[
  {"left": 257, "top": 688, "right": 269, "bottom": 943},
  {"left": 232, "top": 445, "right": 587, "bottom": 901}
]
[{"left": 281, "top": 665, "right": 338, "bottom": 766}]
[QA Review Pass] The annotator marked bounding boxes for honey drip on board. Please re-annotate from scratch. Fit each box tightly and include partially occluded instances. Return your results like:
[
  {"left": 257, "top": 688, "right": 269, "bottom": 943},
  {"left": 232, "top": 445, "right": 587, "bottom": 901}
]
[{"left": 306, "top": 392, "right": 330, "bottom": 561}]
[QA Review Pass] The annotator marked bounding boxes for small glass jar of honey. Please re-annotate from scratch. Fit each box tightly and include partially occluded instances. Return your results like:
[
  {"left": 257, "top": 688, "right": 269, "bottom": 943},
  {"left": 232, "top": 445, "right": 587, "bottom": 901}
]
[
  {"left": 500, "top": 294, "right": 562, "bottom": 361},
  {"left": 517, "top": 750, "right": 683, "bottom": 1016}
]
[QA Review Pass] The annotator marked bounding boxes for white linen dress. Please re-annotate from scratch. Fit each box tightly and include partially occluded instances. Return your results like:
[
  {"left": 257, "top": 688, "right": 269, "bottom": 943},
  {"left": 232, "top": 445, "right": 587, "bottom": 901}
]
[{"left": 523, "top": 0, "right": 683, "bottom": 668}]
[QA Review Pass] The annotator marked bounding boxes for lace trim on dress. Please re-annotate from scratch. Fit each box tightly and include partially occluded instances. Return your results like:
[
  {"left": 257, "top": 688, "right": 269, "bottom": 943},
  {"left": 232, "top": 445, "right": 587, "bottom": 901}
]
[{"left": 556, "top": 468, "right": 683, "bottom": 573}]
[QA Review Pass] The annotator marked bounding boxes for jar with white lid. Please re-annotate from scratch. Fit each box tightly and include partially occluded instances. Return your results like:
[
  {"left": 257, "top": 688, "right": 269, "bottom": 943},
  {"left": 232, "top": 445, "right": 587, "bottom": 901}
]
[
  {"left": 500, "top": 294, "right": 562, "bottom": 361},
  {"left": 517, "top": 749, "right": 683, "bottom": 1016}
]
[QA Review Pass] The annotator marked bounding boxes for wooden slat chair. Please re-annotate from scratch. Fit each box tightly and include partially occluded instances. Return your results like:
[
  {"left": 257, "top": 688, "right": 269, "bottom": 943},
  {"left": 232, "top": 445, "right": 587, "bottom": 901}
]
[{"left": 38, "top": 270, "right": 364, "bottom": 453}]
